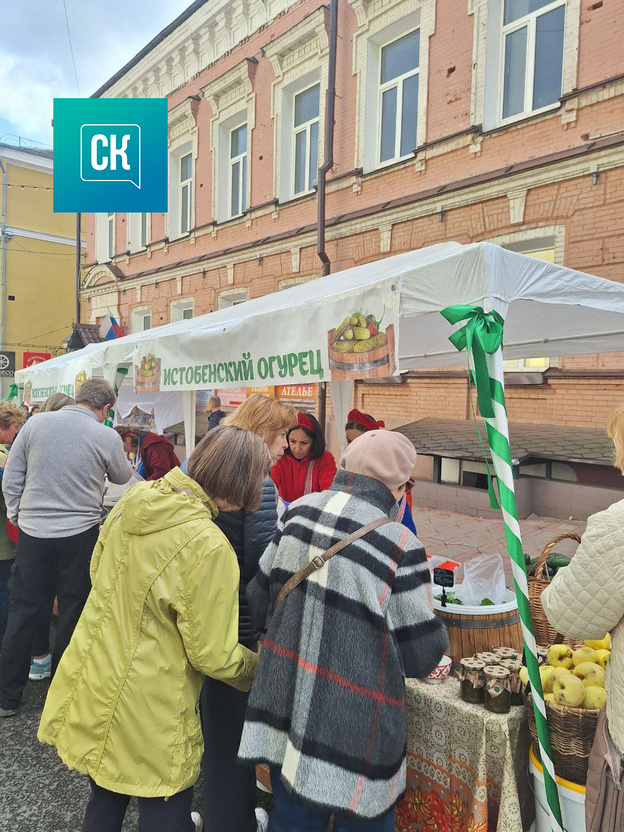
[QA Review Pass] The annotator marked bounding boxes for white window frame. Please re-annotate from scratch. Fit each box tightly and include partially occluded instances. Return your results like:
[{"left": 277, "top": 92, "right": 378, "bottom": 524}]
[
  {"left": 179, "top": 152, "right": 193, "bottom": 235},
  {"left": 475, "top": 0, "right": 581, "bottom": 131},
  {"left": 127, "top": 213, "right": 151, "bottom": 254},
  {"left": 229, "top": 122, "right": 248, "bottom": 218},
  {"left": 167, "top": 99, "right": 198, "bottom": 241},
  {"left": 131, "top": 306, "right": 152, "bottom": 333},
  {"left": 292, "top": 83, "right": 320, "bottom": 197},
  {"left": 498, "top": 0, "right": 566, "bottom": 126},
  {"left": 106, "top": 213, "right": 115, "bottom": 260},
  {"left": 349, "top": 0, "right": 434, "bottom": 175},
  {"left": 264, "top": 9, "right": 328, "bottom": 205},
  {"left": 170, "top": 298, "right": 195, "bottom": 322},
  {"left": 217, "top": 289, "right": 248, "bottom": 309},
  {"left": 376, "top": 28, "right": 420, "bottom": 167},
  {"left": 95, "top": 214, "right": 113, "bottom": 263}
]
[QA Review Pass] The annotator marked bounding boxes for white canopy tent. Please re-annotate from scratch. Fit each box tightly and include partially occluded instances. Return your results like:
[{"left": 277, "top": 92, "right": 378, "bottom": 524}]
[{"left": 16, "top": 241, "right": 624, "bottom": 456}]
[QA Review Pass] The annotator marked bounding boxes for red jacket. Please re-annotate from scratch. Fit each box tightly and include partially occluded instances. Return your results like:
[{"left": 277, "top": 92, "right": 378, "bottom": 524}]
[
  {"left": 270, "top": 450, "right": 337, "bottom": 503},
  {"left": 140, "top": 433, "right": 180, "bottom": 481}
]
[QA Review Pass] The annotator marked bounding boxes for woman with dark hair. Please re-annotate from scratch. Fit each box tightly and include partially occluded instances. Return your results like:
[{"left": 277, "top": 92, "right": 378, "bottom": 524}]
[
  {"left": 38, "top": 425, "right": 272, "bottom": 832},
  {"left": 270, "top": 412, "right": 337, "bottom": 504},
  {"left": 345, "top": 409, "right": 417, "bottom": 536}
]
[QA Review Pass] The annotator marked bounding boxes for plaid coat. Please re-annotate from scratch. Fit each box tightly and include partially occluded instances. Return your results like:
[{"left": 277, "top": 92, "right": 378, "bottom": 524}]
[{"left": 238, "top": 470, "right": 448, "bottom": 819}]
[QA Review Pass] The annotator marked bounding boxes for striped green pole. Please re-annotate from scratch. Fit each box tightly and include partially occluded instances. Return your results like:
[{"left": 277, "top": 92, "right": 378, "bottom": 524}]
[
  {"left": 441, "top": 305, "right": 563, "bottom": 832},
  {"left": 103, "top": 365, "right": 128, "bottom": 427}
]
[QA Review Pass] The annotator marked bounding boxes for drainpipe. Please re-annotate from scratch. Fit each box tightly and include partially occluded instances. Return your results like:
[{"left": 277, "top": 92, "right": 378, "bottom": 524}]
[
  {"left": 0, "top": 156, "right": 7, "bottom": 350},
  {"left": 75, "top": 212, "right": 81, "bottom": 324},
  {"left": 316, "top": 0, "right": 338, "bottom": 433}
]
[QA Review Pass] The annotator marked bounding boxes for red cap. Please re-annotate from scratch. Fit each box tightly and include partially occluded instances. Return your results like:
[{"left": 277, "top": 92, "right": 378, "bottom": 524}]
[{"left": 298, "top": 412, "right": 315, "bottom": 433}]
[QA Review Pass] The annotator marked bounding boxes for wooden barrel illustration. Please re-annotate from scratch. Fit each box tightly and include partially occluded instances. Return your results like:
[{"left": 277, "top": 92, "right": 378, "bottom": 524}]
[
  {"left": 134, "top": 358, "right": 161, "bottom": 393},
  {"left": 328, "top": 324, "right": 395, "bottom": 381},
  {"left": 433, "top": 588, "right": 523, "bottom": 668}
]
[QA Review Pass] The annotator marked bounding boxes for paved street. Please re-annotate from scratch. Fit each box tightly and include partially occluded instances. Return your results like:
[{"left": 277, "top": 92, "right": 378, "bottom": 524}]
[{"left": 0, "top": 507, "right": 586, "bottom": 830}]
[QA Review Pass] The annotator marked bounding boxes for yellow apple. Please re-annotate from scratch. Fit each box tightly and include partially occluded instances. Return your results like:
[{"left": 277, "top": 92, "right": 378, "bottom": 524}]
[
  {"left": 539, "top": 665, "right": 557, "bottom": 693},
  {"left": 553, "top": 673, "right": 585, "bottom": 707},
  {"left": 573, "top": 647, "right": 599, "bottom": 666},
  {"left": 553, "top": 666, "right": 571, "bottom": 681},
  {"left": 573, "top": 662, "right": 606, "bottom": 688},
  {"left": 583, "top": 686, "right": 607, "bottom": 710},
  {"left": 547, "top": 644, "right": 574, "bottom": 669},
  {"left": 596, "top": 649, "right": 610, "bottom": 670},
  {"left": 585, "top": 635, "right": 610, "bottom": 652},
  {"left": 544, "top": 693, "right": 556, "bottom": 703},
  {"left": 519, "top": 666, "right": 529, "bottom": 686}
]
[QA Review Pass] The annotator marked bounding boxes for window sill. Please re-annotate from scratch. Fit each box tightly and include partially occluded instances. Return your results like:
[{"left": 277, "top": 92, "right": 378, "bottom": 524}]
[
  {"left": 484, "top": 101, "right": 561, "bottom": 134},
  {"left": 278, "top": 190, "right": 317, "bottom": 207}
]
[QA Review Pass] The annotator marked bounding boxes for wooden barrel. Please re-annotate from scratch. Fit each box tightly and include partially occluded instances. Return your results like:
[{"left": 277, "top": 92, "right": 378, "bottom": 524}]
[{"left": 433, "top": 588, "right": 523, "bottom": 667}]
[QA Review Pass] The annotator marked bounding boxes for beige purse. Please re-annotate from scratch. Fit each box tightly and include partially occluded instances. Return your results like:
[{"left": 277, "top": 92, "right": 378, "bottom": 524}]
[{"left": 586, "top": 709, "right": 624, "bottom": 832}]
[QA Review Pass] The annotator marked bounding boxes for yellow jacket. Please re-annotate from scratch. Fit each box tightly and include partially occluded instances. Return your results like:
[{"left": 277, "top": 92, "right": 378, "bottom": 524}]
[{"left": 38, "top": 467, "right": 257, "bottom": 797}]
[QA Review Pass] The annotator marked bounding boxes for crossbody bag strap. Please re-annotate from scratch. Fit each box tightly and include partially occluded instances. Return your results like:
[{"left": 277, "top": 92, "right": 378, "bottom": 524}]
[{"left": 273, "top": 516, "right": 392, "bottom": 611}]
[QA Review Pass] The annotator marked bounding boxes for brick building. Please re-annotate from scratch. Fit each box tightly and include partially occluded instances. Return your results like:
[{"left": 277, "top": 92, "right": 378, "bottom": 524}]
[{"left": 83, "top": 0, "right": 624, "bottom": 434}]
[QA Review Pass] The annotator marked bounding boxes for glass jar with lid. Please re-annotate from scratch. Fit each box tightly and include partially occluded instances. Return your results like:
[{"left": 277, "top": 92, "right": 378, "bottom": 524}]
[
  {"left": 499, "top": 658, "right": 524, "bottom": 706},
  {"left": 475, "top": 651, "right": 500, "bottom": 666},
  {"left": 484, "top": 665, "right": 511, "bottom": 714},
  {"left": 493, "top": 646, "right": 521, "bottom": 662},
  {"left": 458, "top": 658, "right": 486, "bottom": 704}
]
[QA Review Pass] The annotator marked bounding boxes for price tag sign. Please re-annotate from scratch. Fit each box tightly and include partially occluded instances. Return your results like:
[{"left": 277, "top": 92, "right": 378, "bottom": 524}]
[{"left": 433, "top": 567, "right": 455, "bottom": 588}]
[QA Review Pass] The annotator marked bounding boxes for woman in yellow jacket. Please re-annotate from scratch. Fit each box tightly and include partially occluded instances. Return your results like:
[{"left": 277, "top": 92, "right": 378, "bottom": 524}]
[{"left": 38, "top": 425, "right": 271, "bottom": 832}]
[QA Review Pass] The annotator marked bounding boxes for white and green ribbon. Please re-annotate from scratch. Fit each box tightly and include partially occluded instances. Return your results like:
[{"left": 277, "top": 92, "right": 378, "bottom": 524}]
[
  {"left": 103, "top": 366, "right": 128, "bottom": 427},
  {"left": 442, "top": 304, "right": 563, "bottom": 832}
]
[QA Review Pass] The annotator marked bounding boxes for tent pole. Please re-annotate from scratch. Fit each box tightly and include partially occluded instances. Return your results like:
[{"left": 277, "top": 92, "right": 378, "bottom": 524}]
[{"left": 183, "top": 390, "right": 197, "bottom": 460}]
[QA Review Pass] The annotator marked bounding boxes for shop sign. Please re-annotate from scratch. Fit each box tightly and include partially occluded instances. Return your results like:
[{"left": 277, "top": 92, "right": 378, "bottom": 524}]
[
  {"left": 23, "top": 351, "right": 51, "bottom": 368},
  {"left": 0, "top": 351, "right": 15, "bottom": 377}
]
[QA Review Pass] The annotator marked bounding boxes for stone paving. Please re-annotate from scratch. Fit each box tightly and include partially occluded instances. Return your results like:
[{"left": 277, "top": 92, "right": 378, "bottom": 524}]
[{"left": 413, "top": 506, "right": 586, "bottom": 582}]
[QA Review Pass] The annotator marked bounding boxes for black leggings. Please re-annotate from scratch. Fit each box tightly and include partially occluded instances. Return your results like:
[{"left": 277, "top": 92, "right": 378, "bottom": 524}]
[{"left": 81, "top": 778, "right": 194, "bottom": 832}]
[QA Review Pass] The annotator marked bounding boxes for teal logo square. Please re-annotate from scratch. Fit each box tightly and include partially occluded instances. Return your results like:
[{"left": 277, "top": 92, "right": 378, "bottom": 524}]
[{"left": 54, "top": 98, "right": 168, "bottom": 212}]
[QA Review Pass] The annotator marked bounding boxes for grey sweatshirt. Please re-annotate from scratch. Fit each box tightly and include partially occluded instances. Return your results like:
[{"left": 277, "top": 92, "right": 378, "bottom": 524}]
[{"left": 3, "top": 405, "right": 132, "bottom": 538}]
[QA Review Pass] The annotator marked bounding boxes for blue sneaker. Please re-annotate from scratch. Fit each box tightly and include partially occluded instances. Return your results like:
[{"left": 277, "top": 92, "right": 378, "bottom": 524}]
[{"left": 29, "top": 654, "right": 52, "bottom": 681}]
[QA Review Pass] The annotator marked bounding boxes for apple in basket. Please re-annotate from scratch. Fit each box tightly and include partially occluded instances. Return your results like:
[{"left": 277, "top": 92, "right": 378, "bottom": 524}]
[{"left": 425, "top": 655, "right": 452, "bottom": 684}]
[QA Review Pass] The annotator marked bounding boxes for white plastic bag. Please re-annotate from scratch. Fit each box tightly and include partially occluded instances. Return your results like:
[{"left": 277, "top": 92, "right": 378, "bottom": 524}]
[{"left": 454, "top": 553, "right": 506, "bottom": 607}]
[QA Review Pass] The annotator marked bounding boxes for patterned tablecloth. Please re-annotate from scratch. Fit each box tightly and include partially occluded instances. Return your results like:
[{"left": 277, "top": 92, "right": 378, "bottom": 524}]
[{"left": 394, "top": 677, "right": 534, "bottom": 832}]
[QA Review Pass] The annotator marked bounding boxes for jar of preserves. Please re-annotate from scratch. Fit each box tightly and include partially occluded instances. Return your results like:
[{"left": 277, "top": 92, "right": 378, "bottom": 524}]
[
  {"left": 475, "top": 651, "right": 499, "bottom": 666},
  {"left": 484, "top": 665, "right": 511, "bottom": 714},
  {"left": 493, "top": 646, "right": 521, "bottom": 662},
  {"left": 499, "top": 658, "right": 524, "bottom": 705},
  {"left": 458, "top": 658, "right": 486, "bottom": 704}
]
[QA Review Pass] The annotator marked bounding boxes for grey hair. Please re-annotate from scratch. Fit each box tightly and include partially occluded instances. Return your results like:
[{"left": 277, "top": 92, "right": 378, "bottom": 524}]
[{"left": 75, "top": 378, "right": 116, "bottom": 410}]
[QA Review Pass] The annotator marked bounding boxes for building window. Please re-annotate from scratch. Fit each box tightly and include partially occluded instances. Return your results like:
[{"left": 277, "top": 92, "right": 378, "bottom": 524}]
[
  {"left": 218, "top": 289, "right": 248, "bottom": 309},
  {"left": 501, "top": 0, "right": 565, "bottom": 121},
  {"left": 132, "top": 307, "right": 152, "bottom": 333},
  {"left": 293, "top": 85, "right": 319, "bottom": 196},
  {"left": 378, "top": 29, "right": 420, "bottom": 164},
  {"left": 106, "top": 213, "right": 115, "bottom": 260},
  {"left": 170, "top": 299, "right": 194, "bottom": 322},
  {"left": 128, "top": 213, "right": 150, "bottom": 254},
  {"left": 229, "top": 124, "right": 247, "bottom": 218},
  {"left": 179, "top": 152, "right": 193, "bottom": 235}
]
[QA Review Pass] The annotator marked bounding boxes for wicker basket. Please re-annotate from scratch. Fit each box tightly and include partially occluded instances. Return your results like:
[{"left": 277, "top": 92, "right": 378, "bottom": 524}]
[
  {"left": 528, "top": 532, "right": 581, "bottom": 647},
  {"left": 525, "top": 691, "right": 600, "bottom": 785}
]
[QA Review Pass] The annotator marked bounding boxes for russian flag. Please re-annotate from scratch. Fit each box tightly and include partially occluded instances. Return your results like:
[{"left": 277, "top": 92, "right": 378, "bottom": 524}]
[{"left": 99, "top": 313, "right": 124, "bottom": 341}]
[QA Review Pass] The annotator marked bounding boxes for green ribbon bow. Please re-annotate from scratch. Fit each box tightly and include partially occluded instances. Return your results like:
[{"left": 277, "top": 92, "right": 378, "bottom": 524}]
[
  {"left": 441, "top": 304, "right": 505, "bottom": 510},
  {"left": 441, "top": 305, "right": 504, "bottom": 419},
  {"left": 3, "top": 382, "right": 19, "bottom": 402}
]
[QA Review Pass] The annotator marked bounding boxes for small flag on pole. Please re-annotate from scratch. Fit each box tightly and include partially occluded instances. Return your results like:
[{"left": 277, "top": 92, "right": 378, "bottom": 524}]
[{"left": 99, "top": 314, "right": 124, "bottom": 341}]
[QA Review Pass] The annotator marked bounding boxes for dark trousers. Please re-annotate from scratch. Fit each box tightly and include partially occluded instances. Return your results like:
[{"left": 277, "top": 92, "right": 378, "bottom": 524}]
[
  {"left": 0, "top": 557, "right": 13, "bottom": 648},
  {"left": 269, "top": 768, "right": 396, "bottom": 832},
  {"left": 201, "top": 674, "right": 257, "bottom": 832},
  {"left": 82, "top": 778, "right": 194, "bottom": 832},
  {"left": 0, "top": 524, "right": 99, "bottom": 709}
]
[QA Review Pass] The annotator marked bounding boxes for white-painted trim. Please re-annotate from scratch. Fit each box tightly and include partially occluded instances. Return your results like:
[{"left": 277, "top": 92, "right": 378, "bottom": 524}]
[
  {"left": 0, "top": 146, "right": 53, "bottom": 174},
  {"left": 7, "top": 226, "right": 83, "bottom": 248}
]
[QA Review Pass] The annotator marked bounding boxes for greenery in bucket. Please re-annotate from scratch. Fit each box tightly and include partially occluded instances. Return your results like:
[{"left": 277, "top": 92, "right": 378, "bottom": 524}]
[{"left": 433, "top": 592, "right": 495, "bottom": 606}]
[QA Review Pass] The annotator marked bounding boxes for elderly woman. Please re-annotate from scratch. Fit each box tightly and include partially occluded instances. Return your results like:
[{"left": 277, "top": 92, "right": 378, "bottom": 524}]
[
  {"left": 38, "top": 425, "right": 271, "bottom": 832},
  {"left": 0, "top": 403, "right": 26, "bottom": 648},
  {"left": 542, "top": 403, "right": 624, "bottom": 830}
]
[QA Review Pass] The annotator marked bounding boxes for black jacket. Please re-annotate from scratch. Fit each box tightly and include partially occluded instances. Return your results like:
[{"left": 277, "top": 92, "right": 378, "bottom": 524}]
[
  {"left": 207, "top": 410, "right": 226, "bottom": 430},
  {"left": 213, "top": 476, "right": 278, "bottom": 646}
]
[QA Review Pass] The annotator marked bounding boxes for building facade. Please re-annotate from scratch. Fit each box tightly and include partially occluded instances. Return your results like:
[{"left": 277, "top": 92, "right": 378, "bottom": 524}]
[
  {"left": 0, "top": 142, "right": 79, "bottom": 384},
  {"left": 83, "top": 0, "right": 624, "bottom": 431}
]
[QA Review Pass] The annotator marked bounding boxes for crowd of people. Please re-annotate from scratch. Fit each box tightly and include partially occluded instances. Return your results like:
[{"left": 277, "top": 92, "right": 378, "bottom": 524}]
[{"left": 0, "top": 383, "right": 623, "bottom": 831}]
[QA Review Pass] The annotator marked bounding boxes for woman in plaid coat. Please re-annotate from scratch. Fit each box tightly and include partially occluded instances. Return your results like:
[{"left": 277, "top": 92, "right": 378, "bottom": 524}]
[{"left": 239, "top": 430, "right": 448, "bottom": 830}]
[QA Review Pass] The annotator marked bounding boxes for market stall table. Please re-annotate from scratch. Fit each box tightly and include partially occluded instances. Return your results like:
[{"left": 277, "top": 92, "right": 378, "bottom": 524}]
[{"left": 395, "top": 677, "right": 534, "bottom": 832}]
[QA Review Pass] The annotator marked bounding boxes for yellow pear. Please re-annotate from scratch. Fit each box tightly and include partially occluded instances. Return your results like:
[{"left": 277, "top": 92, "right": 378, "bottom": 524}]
[
  {"left": 519, "top": 666, "right": 529, "bottom": 686},
  {"left": 573, "top": 646, "right": 599, "bottom": 666},
  {"left": 585, "top": 635, "right": 610, "bottom": 652},
  {"left": 583, "top": 686, "right": 607, "bottom": 711},
  {"left": 553, "top": 672, "right": 585, "bottom": 707},
  {"left": 573, "top": 662, "right": 606, "bottom": 688},
  {"left": 544, "top": 693, "right": 556, "bottom": 703},
  {"left": 547, "top": 644, "right": 574, "bottom": 669},
  {"left": 596, "top": 650, "right": 610, "bottom": 670},
  {"left": 539, "top": 665, "right": 557, "bottom": 693}
]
